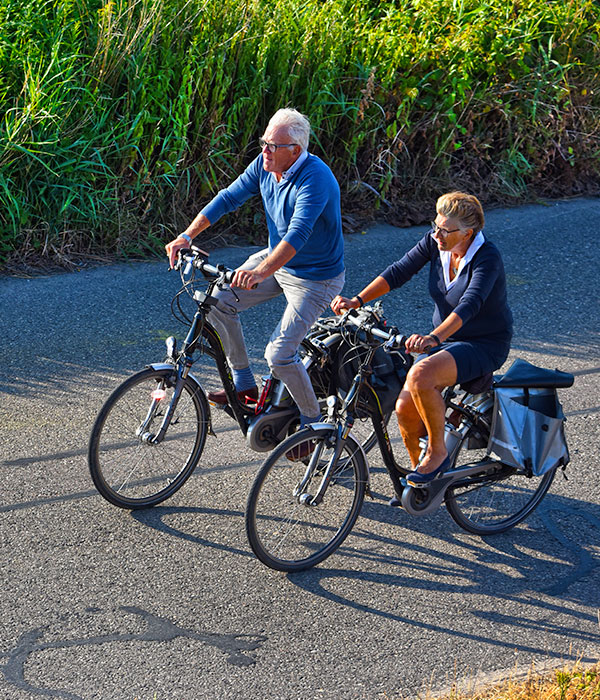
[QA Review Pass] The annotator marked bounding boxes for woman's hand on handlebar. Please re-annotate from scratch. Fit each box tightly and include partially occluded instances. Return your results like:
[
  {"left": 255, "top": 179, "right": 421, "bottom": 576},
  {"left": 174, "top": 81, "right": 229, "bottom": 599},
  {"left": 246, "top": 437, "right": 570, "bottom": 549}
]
[
  {"left": 404, "top": 333, "right": 439, "bottom": 354},
  {"left": 330, "top": 295, "right": 360, "bottom": 315},
  {"left": 165, "top": 236, "right": 208, "bottom": 269}
]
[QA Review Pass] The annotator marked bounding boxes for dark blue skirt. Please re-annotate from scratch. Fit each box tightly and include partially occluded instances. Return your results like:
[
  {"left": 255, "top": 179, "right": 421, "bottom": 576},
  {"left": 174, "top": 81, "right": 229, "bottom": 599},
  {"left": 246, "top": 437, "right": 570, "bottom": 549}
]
[{"left": 418, "top": 337, "right": 510, "bottom": 384}]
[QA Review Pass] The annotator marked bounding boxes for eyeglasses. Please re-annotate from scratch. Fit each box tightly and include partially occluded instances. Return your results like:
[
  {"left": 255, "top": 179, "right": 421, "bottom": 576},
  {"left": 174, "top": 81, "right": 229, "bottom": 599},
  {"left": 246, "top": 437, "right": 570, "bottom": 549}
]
[
  {"left": 259, "top": 138, "right": 299, "bottom": 153},
  {"left": 431, "top": 221, "right": 462, "bottom": 237}
]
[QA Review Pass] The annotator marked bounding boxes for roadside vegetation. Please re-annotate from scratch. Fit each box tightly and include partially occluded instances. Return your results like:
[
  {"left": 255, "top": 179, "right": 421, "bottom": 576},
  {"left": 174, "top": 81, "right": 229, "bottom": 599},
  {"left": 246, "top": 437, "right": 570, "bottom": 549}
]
[
  {"left": 1, "top": 0, "right": 599, "bottom": 270},
  {"left": 431, "top": 661, "right": 600, "bottom": 700}
]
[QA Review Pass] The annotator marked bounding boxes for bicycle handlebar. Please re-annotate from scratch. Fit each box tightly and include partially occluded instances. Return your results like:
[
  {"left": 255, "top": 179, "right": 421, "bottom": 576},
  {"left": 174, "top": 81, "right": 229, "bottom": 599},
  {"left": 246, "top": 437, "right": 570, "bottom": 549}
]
[
  {"left": 176, "top": 247, "right": 260, "bottom": 288},
  {"left": 344, "top": 308, "right": 407, "bottom": 349},
  {"left": 313, "top": 307, "right": 406, "bottom": 349}
]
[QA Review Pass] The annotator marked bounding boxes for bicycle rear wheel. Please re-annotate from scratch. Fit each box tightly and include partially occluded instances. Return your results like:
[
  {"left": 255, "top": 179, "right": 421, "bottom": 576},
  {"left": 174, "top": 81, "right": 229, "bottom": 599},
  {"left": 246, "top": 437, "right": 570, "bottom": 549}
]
[
  {"left": 445, "top": 429, "right": 556, "bottom": 535},
  {"left": 246, "top": 427, "right": 368, "bottom": 572},
  {"left": 88, "top": 367, "right": 209, "bottom": 509}
]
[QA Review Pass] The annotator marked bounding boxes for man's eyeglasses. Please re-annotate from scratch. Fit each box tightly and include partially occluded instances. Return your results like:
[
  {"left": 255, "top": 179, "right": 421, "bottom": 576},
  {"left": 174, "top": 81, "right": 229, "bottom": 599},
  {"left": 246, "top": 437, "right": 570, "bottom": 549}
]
[
  {"left": 259, "top": 138, "right": 299, "bottom": 153},
  {"left": 431, "top": 221, "right": 462, "bottom": 237}
]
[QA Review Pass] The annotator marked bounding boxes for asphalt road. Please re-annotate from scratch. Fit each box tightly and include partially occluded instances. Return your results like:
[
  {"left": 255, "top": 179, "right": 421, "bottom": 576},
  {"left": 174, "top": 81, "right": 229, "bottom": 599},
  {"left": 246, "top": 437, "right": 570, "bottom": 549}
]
[{"left": 1, "top": 197, "right": 599, "bottom": 700}]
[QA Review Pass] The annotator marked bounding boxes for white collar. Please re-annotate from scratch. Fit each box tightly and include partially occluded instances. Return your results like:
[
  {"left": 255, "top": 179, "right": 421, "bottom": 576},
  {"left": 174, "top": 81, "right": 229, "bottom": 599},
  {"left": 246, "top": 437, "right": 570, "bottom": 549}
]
[
  {"left": 272, "top": 150, "right": 309, "bottom": 181},
  {"left": 441, "top": 231, "right": 485, "bottom": 288}
]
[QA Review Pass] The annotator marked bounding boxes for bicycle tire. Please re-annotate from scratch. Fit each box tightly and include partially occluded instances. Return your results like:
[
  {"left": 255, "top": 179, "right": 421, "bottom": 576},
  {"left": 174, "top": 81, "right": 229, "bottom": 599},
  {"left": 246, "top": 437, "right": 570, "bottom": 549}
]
[
  {"left": 445, "top": 428, "right": 556, "bottom": 535},
  {"left": 246, "top": 427, "right": 368, "bottom": 572},
  {"left": 88, "top": 367, "right": 209, "bottom": 509}
]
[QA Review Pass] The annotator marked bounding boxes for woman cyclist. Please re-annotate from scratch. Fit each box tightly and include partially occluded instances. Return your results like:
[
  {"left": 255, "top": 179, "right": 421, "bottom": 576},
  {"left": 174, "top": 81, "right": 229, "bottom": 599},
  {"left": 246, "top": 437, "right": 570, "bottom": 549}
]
[{"left": 331, "top": 192, "right": 513, "bottom": 496}]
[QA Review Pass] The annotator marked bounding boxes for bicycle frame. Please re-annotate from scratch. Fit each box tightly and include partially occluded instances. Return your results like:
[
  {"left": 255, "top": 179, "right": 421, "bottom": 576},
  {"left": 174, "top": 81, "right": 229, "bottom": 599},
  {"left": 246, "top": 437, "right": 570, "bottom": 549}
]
[
  {"left": 331, "top": 339, "right": 411, "bottom": 497},
  {"left": 329, "top": 373, "right": 504, "bottom": 516},
  {"left": 320, "top": 316, "right": 509, "bottom": 516},
  {"left": 186, "top": 309, "right": 253, "bottom": 432},
  {"left": 149, "top": 270, "right": 300, "bottom": 450}
]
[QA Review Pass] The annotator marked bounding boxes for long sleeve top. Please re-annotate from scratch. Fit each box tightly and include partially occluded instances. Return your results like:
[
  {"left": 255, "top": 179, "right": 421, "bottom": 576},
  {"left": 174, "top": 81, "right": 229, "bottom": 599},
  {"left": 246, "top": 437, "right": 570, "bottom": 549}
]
[
  {"left": 200, "top": 153, "right": 344, "bottom": 281},
  {"left": 381, "top": 232, "right": 513, "bottom": 346}
]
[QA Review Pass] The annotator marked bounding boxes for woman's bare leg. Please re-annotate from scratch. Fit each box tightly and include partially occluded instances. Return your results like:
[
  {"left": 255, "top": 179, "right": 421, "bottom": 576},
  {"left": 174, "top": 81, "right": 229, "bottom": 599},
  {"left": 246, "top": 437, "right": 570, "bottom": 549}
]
[
  {"left": 395, "top": 390, "right": 426, "bottom": 468},
  {"left": 399, "top": 351, "right": 458, "bottom": 473}
]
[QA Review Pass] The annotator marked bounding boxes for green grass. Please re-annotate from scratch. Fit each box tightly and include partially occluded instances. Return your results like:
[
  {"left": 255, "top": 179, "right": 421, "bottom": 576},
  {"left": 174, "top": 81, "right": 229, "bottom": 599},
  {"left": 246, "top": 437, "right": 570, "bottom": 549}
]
[{"left": 1, "top": 0, "right": 599, "bottom": 268}]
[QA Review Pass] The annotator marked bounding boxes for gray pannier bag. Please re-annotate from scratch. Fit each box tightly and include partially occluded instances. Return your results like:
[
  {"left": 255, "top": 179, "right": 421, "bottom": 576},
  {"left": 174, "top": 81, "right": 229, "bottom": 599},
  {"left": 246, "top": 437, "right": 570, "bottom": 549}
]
[{"left": 487, "top": 358, "right": 574, "bottom": 476}]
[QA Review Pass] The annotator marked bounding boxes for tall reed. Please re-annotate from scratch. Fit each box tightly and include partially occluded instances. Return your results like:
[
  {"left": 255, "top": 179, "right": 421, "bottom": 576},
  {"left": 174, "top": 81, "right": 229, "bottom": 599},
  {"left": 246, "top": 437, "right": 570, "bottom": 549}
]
[{"left": 0, "top": 0, "right": 598, "bottom": 266}]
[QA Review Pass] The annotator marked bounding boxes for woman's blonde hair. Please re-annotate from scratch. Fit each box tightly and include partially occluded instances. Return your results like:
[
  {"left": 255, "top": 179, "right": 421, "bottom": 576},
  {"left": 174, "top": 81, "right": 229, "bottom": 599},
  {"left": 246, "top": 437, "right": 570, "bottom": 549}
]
[{"left": 436, "top": 192, "right": 484, "bottom": 233}]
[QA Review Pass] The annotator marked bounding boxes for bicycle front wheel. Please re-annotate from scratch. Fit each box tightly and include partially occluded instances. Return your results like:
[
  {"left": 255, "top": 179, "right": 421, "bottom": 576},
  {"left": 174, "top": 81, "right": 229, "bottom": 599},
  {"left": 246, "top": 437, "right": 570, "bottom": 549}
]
[
  {"left": 88, "top": 367, "right": 209, "bottom": 509},
  {"left": 246, "top": 427, "right": 368, "bottom": 572},
  {"left": 445, "top": 430, "right": 556, "bottom": 535}
]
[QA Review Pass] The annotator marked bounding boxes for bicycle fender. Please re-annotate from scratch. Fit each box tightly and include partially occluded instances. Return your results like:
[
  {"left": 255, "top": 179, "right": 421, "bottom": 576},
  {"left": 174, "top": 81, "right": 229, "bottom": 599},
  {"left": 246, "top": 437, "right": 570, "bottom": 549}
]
[
  {"left": 146, "top": 363, "right": 214, "bottom": 437},
  {"left": 148, "top": 362, "right": 177, "bottom": 372},
  {"left": 305, "top": 421, "right": 337, "bottom": 431},
  {"left": 306, "top": 423, "right": 371, "bottom": 491},
  {"left": 147, "top": 362, "right": 204, "bottom": 390}
]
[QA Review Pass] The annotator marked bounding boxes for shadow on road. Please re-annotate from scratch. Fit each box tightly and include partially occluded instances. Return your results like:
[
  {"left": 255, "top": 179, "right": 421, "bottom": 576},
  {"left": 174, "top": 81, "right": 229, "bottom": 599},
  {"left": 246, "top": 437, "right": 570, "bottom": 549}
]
[
  {"left": 279, "top": 491, "right": 600, "bottom": 661},
  {"left": 112, "top": 484, "right": 600, "bottom": 665}
]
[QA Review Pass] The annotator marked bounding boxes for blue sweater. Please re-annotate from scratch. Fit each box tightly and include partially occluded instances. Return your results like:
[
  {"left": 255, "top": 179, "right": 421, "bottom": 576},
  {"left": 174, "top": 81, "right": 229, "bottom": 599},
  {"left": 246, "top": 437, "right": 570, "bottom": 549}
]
[
  {"left": 381, "top": 233, "right": 513, "bottom": 346},
  {"left": 201, "top": 154, "right": 344, "bottom": 281}
]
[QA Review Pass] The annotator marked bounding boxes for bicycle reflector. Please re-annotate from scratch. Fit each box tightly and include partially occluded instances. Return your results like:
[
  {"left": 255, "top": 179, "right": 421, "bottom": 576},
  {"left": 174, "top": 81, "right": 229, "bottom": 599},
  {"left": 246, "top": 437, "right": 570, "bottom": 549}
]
[{"left": 151, "top": 388, "right": 167, "bottom": 401}]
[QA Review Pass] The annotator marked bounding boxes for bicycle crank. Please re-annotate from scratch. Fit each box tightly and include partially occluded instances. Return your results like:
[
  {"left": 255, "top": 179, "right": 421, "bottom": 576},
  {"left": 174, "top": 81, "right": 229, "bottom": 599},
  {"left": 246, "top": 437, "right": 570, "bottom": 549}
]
[{"left": 401, "top": 459, "right": 500, "bottom": 516}]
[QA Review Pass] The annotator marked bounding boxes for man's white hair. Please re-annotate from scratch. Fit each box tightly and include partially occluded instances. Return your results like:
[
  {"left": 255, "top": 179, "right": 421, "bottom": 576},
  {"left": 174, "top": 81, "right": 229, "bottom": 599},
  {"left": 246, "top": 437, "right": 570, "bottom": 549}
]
[{"left": 267, "top": 108, "right": 311, "bottom": 152}]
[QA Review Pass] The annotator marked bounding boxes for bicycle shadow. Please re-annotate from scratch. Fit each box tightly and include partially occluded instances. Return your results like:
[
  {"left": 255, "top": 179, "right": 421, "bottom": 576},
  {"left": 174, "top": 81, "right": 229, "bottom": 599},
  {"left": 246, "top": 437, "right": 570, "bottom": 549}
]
[
  {"left": 130, "top": 504, "right": 255, "bottom": 559},
  {"left": 346, "top": 486, "right": 600, "bottom": 599},
  {"left": 127, "top": 483, "right": 600, "bottom": 663},
  {"left": 129, "top": 475, "right": 600, "bottom": 609},
  {"left": 276, "top": 488, "right": 600, "bottom": 662},
  {"left": 285, "top": 565, "right": 600, "bottom": 664}
]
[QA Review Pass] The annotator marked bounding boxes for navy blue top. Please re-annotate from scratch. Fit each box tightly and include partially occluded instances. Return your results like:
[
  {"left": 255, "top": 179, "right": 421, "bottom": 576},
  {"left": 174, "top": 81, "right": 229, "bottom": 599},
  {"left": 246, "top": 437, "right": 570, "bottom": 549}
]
[
  {"left": 201, "top": 154, "right": 344, "bottom": 281},
  {"left": 381, "top": 233, "right": 513, "bottom": 347}
]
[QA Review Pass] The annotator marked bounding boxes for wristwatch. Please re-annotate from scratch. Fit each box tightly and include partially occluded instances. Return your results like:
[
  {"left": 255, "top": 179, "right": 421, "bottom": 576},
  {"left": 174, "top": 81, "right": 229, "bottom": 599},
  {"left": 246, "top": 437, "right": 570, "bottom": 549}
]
[{"left": 179, "top": 233, "right": 192, "bottom": 244}]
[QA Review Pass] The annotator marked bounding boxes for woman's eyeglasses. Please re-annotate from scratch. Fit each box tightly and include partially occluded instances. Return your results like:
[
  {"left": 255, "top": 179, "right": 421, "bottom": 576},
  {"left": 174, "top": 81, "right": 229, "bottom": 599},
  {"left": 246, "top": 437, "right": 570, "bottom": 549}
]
[{"left": 431, "top": 221, "right": 461, "bottom": 237}]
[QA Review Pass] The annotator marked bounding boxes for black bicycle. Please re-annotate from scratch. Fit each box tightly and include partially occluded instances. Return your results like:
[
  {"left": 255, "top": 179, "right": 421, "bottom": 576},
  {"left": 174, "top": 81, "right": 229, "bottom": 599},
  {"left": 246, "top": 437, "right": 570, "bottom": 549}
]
[
  {"left": 245, "top": 306, "right": 574, "bottom": 572},
  {"left": 88, "top": 247, "right": 387, "bottom": 509}
]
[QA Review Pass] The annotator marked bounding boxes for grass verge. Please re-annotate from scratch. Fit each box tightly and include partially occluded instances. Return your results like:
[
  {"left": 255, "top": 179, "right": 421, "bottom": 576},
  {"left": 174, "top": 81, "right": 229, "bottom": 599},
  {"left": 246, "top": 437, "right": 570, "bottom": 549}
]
[{"left": 426, "top": 660, "right": 600, "bottom": 700}]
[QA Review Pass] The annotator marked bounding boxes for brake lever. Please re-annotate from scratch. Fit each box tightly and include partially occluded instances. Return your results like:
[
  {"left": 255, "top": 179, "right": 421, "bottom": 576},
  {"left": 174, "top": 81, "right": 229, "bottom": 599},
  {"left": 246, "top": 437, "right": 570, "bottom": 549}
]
[
  {"left": 173, "top": 248, "right": 193, "bottom": 273},
  {"left": 383, "top": 334, "right": 407, "bottom": 354}
]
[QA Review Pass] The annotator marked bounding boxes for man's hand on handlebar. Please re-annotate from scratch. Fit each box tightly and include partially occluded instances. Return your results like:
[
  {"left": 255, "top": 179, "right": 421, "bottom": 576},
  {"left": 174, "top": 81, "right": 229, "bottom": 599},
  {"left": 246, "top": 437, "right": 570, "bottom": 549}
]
[
  {"left": 165, "top": 236, "right": 209, "bottom": 269},
  {"left": 231, "top": 268, "right": 263, "bottom": 290},
  {"left": 330, "top": 295, "right": 360, "bottom": 315}
]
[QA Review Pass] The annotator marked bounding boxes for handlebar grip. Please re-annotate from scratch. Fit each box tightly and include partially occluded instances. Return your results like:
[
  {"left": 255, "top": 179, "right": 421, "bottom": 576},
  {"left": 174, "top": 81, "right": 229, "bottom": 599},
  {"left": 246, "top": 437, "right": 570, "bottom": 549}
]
[
  {"left": 222, "top": 269, "right": 258, "bottom": 289},
  {"left": 174, "top": 247, "right": 193, "bottom": 270},
  {"left": 385, "top": 333, "right": 407, "bottom": 349}
]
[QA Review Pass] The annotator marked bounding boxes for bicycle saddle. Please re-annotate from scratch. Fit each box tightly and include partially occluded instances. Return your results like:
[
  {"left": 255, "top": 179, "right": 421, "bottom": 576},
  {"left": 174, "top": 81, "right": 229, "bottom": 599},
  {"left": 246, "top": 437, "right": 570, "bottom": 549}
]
[{"left": 493, "top": 358, "right": 574, "bottom": 389}]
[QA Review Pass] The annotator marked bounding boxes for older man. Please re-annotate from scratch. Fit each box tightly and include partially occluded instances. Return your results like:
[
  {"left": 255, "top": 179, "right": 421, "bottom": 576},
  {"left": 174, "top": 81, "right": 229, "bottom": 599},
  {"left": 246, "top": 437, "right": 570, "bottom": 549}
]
[{"left": 165, "top": 108, "right": 345, "bottom": 431}]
